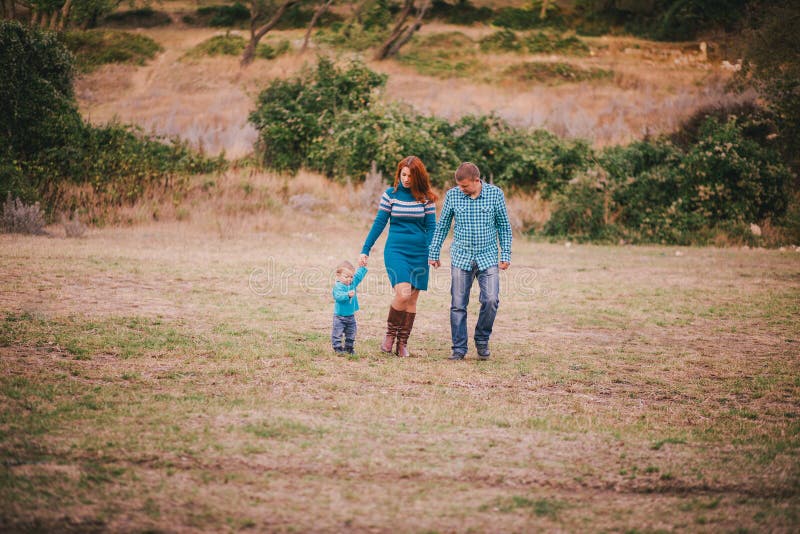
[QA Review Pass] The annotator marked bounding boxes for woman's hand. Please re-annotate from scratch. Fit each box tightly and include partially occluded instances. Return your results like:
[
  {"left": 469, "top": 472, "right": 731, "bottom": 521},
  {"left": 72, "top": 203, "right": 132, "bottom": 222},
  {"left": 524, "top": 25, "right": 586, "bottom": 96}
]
[{"left": 359, "top": 254, "right": 369, "bottom": 267}]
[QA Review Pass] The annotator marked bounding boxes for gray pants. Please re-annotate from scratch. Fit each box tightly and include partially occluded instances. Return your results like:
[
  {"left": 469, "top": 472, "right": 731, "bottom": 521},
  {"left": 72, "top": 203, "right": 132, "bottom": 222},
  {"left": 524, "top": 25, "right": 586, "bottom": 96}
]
[{"left": 332, "top": 314, "right": 357, "bottom": 353}]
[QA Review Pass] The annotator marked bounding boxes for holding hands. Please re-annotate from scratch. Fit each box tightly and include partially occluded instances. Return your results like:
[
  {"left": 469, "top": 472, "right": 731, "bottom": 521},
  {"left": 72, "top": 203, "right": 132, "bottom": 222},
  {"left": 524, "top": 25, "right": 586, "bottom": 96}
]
[{"left": 359, "top": 254, "right": 369, "bottom": 267}]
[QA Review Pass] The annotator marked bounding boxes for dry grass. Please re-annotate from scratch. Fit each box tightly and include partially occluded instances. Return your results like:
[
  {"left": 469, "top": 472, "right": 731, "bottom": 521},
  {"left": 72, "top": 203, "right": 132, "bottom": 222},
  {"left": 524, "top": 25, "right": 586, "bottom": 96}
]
[
  {"left": 1, "top": 172, "right": 799, "bottom": 531},
  {"left": 75, "top": 24, "right": 750, "bottom": 158}
]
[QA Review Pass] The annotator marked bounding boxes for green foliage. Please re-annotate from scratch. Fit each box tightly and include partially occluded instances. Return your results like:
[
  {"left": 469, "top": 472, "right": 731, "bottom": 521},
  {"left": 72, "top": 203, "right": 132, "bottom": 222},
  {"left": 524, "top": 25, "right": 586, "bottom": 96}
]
[
  {"left": 61, "top": 30, "right": 162, "bottom": 72},
  {"left": 70, "top": 0, "right": 121, "bottom": 29},
  {"left": 546, "top": 116, "right": 794, "bottom": 244},
  {"left": 737, "top": 1, "right": 800, "bottom": 168},
  {"left": 185, "top": 33, "right": 290, "bottom": 60},
  {"left": 102, "top": 7, "right": 172, "bottom": 28},
  {"left": 1, "top": 20, "right": 78, "bottom": 159},
  {"left": 479, "top": 29, "right": 523, "bottom": 53},
  {"left": 196, "top": 3, "right": 251, "bottom": 27},
  {"left": 451, "top": 115, "right": 592, "bottom": 194},
  {"left": 573, "top": 0, "right": 751, "bottom": 41},
  {"left": 256, "top": 39, "right": 291, "bottom": 60},
  {"left": 504, "top": 62, "right": 613, "bottom": 84},
  {"left": 524, "top": 32, "right": 590, "bottom": 56},
  {"left": 0, "top": 21, "right": 223, "bottom": 219},
  {"left": 493, "top": 4, "right": 566, "bottom": 31},
  {"left": 186, "top": 33, "right": 246, "bottom": 57},
  {"left": 429, "top": 0, "right": 494, "bottom": 25},
  {"left": 397, "top": 31, "right": 481, "bottom": 78},
  {"left": 308, "top": 103, "right": 458, "bottom": 185},
  {"left": 249, "top": 58, "right": 387, "bottom": 173}
]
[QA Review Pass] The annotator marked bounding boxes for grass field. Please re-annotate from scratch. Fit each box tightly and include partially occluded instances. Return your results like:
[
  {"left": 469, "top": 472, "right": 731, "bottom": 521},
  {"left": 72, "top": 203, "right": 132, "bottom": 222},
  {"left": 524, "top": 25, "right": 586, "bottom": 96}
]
[{"left": 1, "top": 173, "right": 799, "bottom": 531}]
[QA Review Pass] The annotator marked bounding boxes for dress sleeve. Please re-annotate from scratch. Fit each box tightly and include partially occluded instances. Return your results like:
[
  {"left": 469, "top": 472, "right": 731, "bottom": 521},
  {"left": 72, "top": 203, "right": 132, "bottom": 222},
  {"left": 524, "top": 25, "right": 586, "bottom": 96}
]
[
  {"left": 361, "top": 190, "right": 392, "bottom": 256},
  {"left": 424, "top": 200, "right": 436, "bottom": 248}
]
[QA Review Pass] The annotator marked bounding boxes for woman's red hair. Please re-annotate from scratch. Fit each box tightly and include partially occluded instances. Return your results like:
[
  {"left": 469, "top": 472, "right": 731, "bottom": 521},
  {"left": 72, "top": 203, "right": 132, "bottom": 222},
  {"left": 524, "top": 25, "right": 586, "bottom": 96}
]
[{"left": 393, "top": 156, "right": 438, "bottom": 203}]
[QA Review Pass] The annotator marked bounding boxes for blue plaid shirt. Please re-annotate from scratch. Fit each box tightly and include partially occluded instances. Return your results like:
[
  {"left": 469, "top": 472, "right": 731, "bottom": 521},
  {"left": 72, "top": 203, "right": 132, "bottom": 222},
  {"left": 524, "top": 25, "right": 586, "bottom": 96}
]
[{"left": 429, "top": 181, "right": 512, "bottom": 271}]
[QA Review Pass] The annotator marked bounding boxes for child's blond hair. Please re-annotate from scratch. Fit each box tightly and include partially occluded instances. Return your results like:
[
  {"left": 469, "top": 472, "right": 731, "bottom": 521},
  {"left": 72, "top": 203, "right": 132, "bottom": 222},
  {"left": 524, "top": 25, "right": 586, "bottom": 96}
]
[{"left": 336, "top": 260, "right": 355, "bottom": 275}]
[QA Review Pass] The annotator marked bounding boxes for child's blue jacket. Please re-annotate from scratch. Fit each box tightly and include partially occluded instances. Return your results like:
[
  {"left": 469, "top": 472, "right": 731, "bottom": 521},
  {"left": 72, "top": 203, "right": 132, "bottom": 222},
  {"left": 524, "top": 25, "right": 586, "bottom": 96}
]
[{"left": 332, "top": 267, "right": 367, "bottom": 316}]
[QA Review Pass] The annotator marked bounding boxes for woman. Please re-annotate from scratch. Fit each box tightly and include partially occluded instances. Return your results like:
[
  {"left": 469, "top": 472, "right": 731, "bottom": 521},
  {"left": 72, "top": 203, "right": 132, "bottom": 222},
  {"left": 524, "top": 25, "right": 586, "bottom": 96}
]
[{"left": 360, "top": 156, "right": 438, "bottom": 357}]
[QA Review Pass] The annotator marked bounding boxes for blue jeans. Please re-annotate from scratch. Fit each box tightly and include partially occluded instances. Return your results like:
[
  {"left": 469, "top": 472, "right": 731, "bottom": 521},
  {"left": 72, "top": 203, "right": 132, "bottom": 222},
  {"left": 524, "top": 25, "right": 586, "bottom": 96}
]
[
  {"left": 332, "top": 314, "right": 357, "bottom": 353},
  {"left": 450, "top": 263, "right": 500, "bottom": 356}
]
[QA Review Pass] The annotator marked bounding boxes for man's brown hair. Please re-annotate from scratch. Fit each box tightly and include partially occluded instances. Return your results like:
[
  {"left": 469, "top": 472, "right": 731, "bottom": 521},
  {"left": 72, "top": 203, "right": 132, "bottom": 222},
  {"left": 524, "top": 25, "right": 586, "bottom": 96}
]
[{"left": 454, "top": 162, "right": 480, "bottom": 182}]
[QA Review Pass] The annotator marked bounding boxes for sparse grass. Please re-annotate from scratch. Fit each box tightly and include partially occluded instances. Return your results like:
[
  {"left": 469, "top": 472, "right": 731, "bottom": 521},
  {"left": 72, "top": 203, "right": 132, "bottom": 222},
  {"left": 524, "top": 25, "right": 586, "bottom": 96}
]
[
  {"left": 184, "top": 32, "right": 291, "bottom": 60},
  {"left": 1, "top": 174, "right": 798, "bottom": 530},
  {"left": 504, "top": 61, "right": 614, "bottom": 84}
]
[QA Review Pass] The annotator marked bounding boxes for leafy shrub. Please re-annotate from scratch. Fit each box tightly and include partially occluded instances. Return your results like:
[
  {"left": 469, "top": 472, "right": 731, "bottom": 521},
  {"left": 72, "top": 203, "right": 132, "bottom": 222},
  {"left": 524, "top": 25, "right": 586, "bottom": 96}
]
[
  {"left": 186, "top": 33, "right": 246, "bottom": 57},
  {"left": 493, "top": 6, "right": 566, "bottom": 31},
  {"left": 256, "top": 39, "right": 291, "bottom": 60},
  {"left": 61, "top": 30, "right": 162, "bottom": 72},
  {"left": 451, "top": 115, "right": 592, "bottom": 195},
  {"left": 524, "top": 32, "right": 590, "bottom": 55},
  {"left": 544, "top": 172, "right": 619, "bottom": 242},
  {"left": 1, "top": 20, "right": 79, "bottom": 159},
  {"left": 479, "top": 29, "right": 523, "bottom": 53},
  {"left": 102, "top": 8, "right": 172, "bottom": 28},
  {"left": 1, "top": 195, "right": 46, "bottom": 235},
  {"left": 307, "top": 103, "right": 458, "bottom": 185},
  {"left": 547, "top": 116, "right": 794, "bottom": 244},
  {"left": 504, "top": 62, "right": 613, "bottom": 84},
  {"left": 249, "top": 58, "right": 387, "bottom": 173},
  {"left": 1, "top": 21, "right": 224, "bottom": 220},
  {"left": 189, "top": 3, "right": 251, "bottom": 27},
  {"left": 185, "top": 34, "right": 289, "bottom": 60},
  {"left": 430, "top": 0, "right": 494, "bottom": 25}
]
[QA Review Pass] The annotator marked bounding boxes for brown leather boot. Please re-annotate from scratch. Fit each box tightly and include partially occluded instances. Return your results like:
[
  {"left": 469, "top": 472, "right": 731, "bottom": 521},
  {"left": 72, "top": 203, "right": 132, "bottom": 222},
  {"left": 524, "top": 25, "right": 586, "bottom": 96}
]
[
  {"left": 381, "top": 306, "right": 404, "bottom": 353},
  {"left": 395, "top": 311, "right": 416, "bottom": 357}
]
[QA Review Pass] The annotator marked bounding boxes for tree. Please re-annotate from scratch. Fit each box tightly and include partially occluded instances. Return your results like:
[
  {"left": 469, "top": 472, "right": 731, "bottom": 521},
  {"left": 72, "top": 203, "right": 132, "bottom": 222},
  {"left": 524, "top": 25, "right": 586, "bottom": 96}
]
[
  {"left": 738, "top": 0, "right": 800, "bottom": 169},
  {"left": 301, "top": 0, "right": 333, "bottom": 52},
  {"left": 374, "top": 0, "right": 430, "bottom": 60},
  {"left": 241, "top": 0, "right": 300, "bottom": 66}
]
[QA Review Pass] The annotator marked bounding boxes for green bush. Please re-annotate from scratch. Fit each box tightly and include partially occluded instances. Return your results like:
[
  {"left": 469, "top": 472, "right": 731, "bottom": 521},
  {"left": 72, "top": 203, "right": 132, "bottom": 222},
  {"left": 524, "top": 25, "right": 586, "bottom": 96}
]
[
  {"left": 61, "top": 30, "right": 162, "bottom": 72},
  {"left": 186, "top": 34, "right": 246, "bottom": 57},
  {"left": 102, "top": 8, "right": 172, "bottom": 28},
  {"left": 544, "top": 172, "right": 620, "bottom": 242},
  {"left": 548, "top": 116, "right": 794, "bottom": 244},
  {"left": 249, "top": 58, "right": 386, "bottom": 173},
  {"left": 0, "top": 21, "right": 223, "bottom": 219},
  {"left": 479, "top": 29, "right": 523, "bottom": 53},
  {"left": 307, "top": 103, "right": 458, "bottom": 185},
  {"left": 430, "top": 0, "right": 494, "bottom": 25},
  {"left": 493, "top": 6, "right": 566, "bottom": 31},
  {"left": 524, "top": 32, "right": 590, "bottom": 55},
  {"left": 203, "top": 3, "right": 251, "bottom": 27},
  {"left": 256, "top": 39, "right": 291, "bottom": 60}
]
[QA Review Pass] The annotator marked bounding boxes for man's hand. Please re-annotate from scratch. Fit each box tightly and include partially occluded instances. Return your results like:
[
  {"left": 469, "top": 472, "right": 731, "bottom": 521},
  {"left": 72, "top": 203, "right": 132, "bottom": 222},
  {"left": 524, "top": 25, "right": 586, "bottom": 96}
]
[
  {"left": 499, "top": 261, "right": 510, "bottom": 270},
  {"left": 358, "top": 254, "right": 368, "bottom": 267},
  {"left": 429, "top": 259, "right": 441, "bottom": 269}
]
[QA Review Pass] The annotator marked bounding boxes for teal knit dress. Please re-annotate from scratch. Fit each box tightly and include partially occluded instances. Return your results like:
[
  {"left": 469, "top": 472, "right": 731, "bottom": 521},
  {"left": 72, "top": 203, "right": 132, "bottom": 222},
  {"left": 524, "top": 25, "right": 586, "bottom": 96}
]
[{"left": 361, "top": 185, "right": 437, "bottom": 291}]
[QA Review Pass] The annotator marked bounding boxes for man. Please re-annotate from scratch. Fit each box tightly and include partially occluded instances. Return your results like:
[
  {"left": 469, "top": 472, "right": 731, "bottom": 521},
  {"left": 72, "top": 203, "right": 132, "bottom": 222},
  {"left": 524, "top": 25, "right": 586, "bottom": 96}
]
[{"left": 429, "top": 162, "right": 512, "bottom": 360}]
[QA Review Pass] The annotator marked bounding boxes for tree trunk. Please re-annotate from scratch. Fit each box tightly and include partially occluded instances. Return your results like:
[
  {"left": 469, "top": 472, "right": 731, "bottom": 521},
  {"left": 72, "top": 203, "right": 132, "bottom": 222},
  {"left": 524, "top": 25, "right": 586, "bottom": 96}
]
[
  {"left": 39, "top": 10, "right": 49, "bottom": 28},
  {"left": 58, "top": 0, "right": 73, "bottom": 30},
  {"left": 301, "top": 0, "right": 333, "bottom": 53},
  {"left": 49, "top": 9, "right": 59, "bottom": 30},
  {"left": 241, "top": 0, "right": 300, "bottom": 67},
  {"left": 539, "top": 0, "right": 549, "bottom": 20},
  {"left": 375, "top": 0, "right": 429, "bottom": 61}
]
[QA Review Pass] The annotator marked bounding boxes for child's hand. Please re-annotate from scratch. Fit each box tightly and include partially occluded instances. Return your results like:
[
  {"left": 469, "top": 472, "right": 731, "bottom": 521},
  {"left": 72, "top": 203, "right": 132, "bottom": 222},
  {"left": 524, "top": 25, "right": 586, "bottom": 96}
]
[{"left": 348, "top": 290, "right": 355, "bottom": 297}]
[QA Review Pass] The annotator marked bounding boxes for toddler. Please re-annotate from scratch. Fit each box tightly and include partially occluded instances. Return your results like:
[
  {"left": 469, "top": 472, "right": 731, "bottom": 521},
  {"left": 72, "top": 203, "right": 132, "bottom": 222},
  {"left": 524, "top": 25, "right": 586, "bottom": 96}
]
[{"left": 332, "top": 260, "right": 368, "bottom": 354}]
